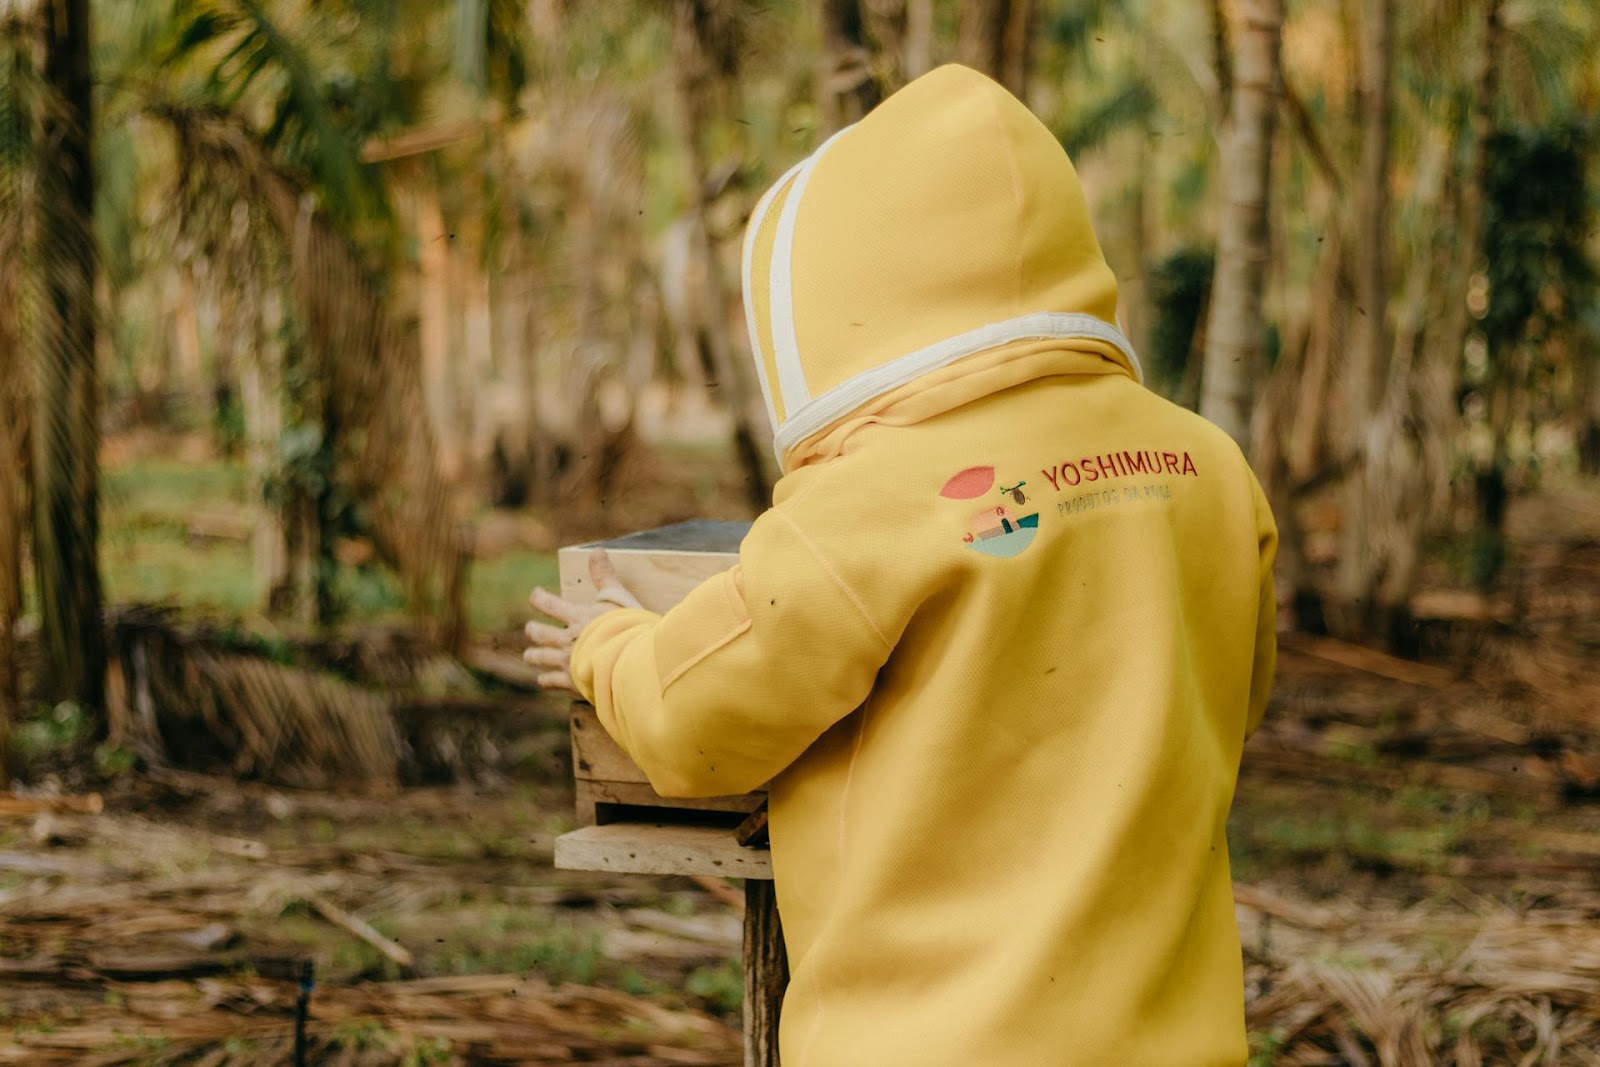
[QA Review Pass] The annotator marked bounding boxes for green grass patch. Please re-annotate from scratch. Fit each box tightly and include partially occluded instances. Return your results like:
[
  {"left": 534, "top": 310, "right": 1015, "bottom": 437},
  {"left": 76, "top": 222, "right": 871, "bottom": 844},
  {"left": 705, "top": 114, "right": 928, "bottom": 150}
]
[
  {"left": 1228, "top": 779, "right": 1493, "bottom": 883},
  {"left": 104, "top": 459, "right": 250, "bottom": 521},
  {"left": 100, "top": 456, "right": 559, "bottom": 634},
  {"left": 102, "top": 530, "right": 258, "bottom": 614},
  {"left": 469, "top": 550, "right": 561, "bottom": 635},
  {"left": 684, "top": 959, "right": 743, "bottom": 1015}
]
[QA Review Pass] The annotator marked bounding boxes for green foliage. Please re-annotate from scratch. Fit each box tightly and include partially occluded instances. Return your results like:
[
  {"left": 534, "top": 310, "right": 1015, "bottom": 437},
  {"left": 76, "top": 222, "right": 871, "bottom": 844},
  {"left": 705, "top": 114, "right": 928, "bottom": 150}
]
[
  {"left": 684, "top": 959, "right": 743, "bottom": 1016},
  {"left": 1480, "top": 124, "right": 1595, "bottom": 356},
  {"left": 528, "top": 927, "right": 603, "bottom": 985},
  {"left": 164, "top": 0, "right": 391, "bottom": 227},
  {"left": 1469, "top": 122, "right": 1596, "bottom": 586},
  {"left": 93, "top": 742, "right": 139, "bottom": 777},
  {"left": 1247, "top": 1028, "right": 1286, "bottom": 1067},
  {"left": 468, "top": 550, "right": 560, "bottom": 634},
  {"left": 12, "top": 702, "right": 93, "bottom": 761},
  {"left": 1060, "top": 80, "right": 1158, "bottom": 158}
]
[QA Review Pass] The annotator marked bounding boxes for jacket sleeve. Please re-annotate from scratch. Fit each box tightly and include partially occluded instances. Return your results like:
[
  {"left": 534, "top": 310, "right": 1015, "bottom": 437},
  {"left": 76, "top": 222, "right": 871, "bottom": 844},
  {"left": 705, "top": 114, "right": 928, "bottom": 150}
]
[
  {"left": 1244, "top": 474, "right": 1279, "bottom": 740},
  {"left": 568, "top": 503, "right": 899, "bottom": 797}
]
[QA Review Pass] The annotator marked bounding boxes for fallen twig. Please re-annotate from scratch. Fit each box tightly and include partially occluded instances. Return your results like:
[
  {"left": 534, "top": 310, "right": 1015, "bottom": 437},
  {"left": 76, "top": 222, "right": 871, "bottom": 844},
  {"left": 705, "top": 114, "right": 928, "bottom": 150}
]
[
  {"left": 1281, "top": 633, "right": 1458, "bottom": 689},
  {"left": 0, "top": 792, "right": 104, "bottom": 818},
  {"left": 304, "top": 893, "right": 416, "bottom": 972}
]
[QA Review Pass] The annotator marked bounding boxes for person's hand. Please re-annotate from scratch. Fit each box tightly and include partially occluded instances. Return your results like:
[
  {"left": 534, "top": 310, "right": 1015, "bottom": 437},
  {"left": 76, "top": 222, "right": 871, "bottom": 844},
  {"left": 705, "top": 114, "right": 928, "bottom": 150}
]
[{"left": 524, "top": 549, "right": 643, "bottom": 691}]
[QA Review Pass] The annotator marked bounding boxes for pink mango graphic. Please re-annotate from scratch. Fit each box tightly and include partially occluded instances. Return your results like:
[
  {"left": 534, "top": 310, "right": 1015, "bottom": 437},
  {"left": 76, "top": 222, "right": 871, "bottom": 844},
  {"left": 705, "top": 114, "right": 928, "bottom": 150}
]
[{"left": 940, "top": 466, "right": 995, "bottom": 499}]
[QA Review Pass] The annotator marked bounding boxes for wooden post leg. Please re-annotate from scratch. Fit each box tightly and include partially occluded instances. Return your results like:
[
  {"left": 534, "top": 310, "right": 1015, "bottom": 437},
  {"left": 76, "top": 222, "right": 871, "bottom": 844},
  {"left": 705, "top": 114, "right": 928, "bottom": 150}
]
[{"left": 743, "top": 879, "right": 788, "bottom": 1067}]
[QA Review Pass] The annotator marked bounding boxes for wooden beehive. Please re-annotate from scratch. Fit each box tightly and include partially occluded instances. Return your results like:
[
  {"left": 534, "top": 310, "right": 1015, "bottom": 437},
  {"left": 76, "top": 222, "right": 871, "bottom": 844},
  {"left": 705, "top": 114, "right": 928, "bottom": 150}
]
[{"left": 557, "top": 520, "right": 765, "bottom": 827}]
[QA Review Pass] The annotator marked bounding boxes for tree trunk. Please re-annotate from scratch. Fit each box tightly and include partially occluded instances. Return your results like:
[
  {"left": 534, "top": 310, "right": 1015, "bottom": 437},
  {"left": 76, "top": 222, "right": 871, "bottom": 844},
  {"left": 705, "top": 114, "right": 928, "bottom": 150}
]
[
  {"left": 1458, "top": 1, "right": 1509, "bottom": 587},
  {"left": 1435, "top": 0, "right": 1502, "bottom": 405},
  {"left": 957, "top": 0, "right": 1034, "bottom": 98},
  {"left": 902, "top": 0, "right": 932, "bottom": 79},
  {"left": 1253, "top": 313, "right": 1325, "bottom": 635},
  {"left": 0, "top": 228, "right": 24, "bottom": 789},
  {"left": 672, "top": 0, "right": 771, "bottom": 510},
  {"left": 1330, "top": 0, "right": 1394, "bottom": 641},
  {"left": 819, "top": 0, "right": 881, "bottom": 131},
  {"left": 33, "top": 0, "right": 105, "bottom": 721},
  {"left": 1124, "top": 66, "right": 1159, "bottom": 372},
  {"left": 0, "top": 395, "right": 18, "bottom": 784},
  {"left": 520, "top": 263, "right": 556, "bottom": 506},
  {"left": 416, "top": 185, "right": 465, "bottom": 482},
  {"left": 171, "top": 264, "right": 206, "bottom": 419},
  {"left": 1198, "top": 0, "right": 1282, "bottom": 453},
  {"left": 1579, "top": 349, "right": 1600, "bottom": 477},
  {"left": 1370, "top": 126, "right": 1458, "bottom": 641},
  {"left": 1288, "top": 228, "right": 1347, "bottom": 481},
  {"left": 861, "top": 0, "right": 908, "bottom": 93},
  {"left": 0, "top": 28, "right": 28, "bottom": 785}
]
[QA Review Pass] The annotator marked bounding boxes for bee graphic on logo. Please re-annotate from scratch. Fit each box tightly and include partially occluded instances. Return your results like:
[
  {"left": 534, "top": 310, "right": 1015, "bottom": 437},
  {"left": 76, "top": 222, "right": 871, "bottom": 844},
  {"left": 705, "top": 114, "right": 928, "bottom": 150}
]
[{"left": 999, "top": 481, "right": 1027, "bottom": 506}]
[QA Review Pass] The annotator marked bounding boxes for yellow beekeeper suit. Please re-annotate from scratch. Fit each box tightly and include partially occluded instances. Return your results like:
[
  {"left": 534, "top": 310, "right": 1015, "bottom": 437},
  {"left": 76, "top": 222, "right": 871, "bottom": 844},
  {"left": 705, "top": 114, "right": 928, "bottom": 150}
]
[{"left": 571, "top": 64, "right": 1277, "bottom": 1067}]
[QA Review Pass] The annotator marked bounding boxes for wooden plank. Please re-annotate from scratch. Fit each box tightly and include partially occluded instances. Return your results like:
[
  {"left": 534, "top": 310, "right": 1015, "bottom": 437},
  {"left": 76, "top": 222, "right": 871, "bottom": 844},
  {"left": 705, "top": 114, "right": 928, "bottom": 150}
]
[
  {"left": 557, "top": 521, "right": 747, "bottom": 614},
  {"left": 571, "top": 703, "right": 650, "bottom": 784},
  {"left": 743, "top": 879, "right": 787, "bottom": 1067},
  {"left": 571, "top": 701, "right": 772, "bottom": 800},
  {"left": 554, "top": 822, "right": 772, "bottom": 879},
  {"left": 734, "top": 802, "right": 769, "bottom": 848}
]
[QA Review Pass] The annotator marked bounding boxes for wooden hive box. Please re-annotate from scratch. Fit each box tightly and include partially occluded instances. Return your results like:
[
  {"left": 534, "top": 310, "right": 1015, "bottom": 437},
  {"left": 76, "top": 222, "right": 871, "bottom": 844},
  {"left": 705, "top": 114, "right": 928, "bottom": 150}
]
[{"left": 557, "top": 520, "right": 765, "bottom": 828}]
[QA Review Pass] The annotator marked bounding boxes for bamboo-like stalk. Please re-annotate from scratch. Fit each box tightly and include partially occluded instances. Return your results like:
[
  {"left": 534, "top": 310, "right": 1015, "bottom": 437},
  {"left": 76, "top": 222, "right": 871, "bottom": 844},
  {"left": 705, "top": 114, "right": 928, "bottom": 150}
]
[
  {"left": 1332, "top": 0, "right": 1395, "bottom": 640},
  {"left": 956, "top": 0, "right": 1034, "bottom": 99},
  {"left": 1199, "top": 0, "right": 1284, "bottom": 454},
  {"left": 670, "top": 0, "right": 771, "bottom": 510}
]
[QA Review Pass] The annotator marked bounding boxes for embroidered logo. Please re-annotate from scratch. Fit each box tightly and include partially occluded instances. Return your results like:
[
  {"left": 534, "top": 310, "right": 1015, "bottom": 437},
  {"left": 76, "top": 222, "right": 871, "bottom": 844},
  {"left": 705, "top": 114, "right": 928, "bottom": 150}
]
[{"left": 940, "top": 466, "right": 1040, "bottom": 558}]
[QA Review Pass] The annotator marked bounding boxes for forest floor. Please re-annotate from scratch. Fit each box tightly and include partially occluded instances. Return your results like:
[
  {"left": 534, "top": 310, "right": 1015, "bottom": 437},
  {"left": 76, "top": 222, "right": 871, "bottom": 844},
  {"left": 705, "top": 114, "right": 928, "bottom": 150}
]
[{"left": 1, "top": 437, "right": 1598, "bottom": 1065}]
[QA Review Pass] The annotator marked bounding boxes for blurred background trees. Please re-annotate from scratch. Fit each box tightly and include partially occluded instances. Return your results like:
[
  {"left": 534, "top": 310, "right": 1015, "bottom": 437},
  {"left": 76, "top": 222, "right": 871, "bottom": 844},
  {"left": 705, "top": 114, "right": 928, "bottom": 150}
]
[{"left": 0, "top": 0, "right": 1596, "bottom": 746}]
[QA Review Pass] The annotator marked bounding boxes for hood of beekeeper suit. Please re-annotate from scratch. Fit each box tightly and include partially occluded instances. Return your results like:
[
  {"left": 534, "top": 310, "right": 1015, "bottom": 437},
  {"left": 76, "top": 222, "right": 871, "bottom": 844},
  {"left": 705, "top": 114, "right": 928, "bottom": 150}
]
[{"left": 741, "top": 63, "right": 1143, "bottom": 472}]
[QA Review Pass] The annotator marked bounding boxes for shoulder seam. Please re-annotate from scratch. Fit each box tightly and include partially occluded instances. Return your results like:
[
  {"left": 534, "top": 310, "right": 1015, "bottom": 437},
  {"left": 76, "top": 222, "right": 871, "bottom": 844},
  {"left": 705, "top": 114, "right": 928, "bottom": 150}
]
[{"left": 773, "top": 509, "right": 893, "bottom": 651}]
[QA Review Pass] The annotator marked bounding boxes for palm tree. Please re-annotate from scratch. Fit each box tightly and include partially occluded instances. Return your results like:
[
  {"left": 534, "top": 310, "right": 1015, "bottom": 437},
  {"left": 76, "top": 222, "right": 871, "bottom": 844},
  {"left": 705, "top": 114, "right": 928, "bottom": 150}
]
[
  {"left": 0, "top": 9, "right": 29, "bottom": 778},
  {"left": 31, "top": 0, "right": 106, "bottom": 724},
  {"left": 147, "top": 0, "right": 471, "bottom": 642},
  {"left": 958, "top": 0, "right": 1035, "bottom": 97}
]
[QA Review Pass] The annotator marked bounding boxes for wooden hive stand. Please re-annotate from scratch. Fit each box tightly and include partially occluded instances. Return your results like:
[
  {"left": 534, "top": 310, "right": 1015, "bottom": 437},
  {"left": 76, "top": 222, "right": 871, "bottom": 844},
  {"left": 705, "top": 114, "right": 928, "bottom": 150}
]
[{"left": 550, "top": 521, "right": 788, "bottom": 1066}]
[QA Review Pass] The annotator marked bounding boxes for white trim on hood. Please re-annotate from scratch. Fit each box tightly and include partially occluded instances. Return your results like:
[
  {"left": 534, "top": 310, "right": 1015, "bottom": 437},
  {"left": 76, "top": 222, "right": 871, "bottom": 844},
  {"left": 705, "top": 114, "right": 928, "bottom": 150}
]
[
  {"left": 767, "top": 127, "right": 852, "bottom": 418},
  {"left": 740, "top": 156, "right": 809, "bottom": 435},
  {"left": 771, "top": 311, "right": 1145, "bottom": 463}
]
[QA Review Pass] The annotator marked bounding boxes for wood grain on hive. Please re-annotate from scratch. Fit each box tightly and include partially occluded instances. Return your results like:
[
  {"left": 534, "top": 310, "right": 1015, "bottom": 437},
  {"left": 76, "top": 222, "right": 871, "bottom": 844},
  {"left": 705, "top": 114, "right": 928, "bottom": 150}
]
[{"left": 557, "top": 520, "right": 767, "bottom": 828}]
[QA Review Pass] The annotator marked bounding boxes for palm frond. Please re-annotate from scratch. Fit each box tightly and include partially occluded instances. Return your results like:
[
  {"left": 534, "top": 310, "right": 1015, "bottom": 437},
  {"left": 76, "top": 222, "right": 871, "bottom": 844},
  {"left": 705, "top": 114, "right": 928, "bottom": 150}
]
[
  {"left": 157, "top": 104, "right": 468, "bottom": 646},
  {"left": 1059, "top": 78, "right": 1158, "bottom": 158},
  {"left": 164, "top": 0, "right": 387, "bottom": 226}
]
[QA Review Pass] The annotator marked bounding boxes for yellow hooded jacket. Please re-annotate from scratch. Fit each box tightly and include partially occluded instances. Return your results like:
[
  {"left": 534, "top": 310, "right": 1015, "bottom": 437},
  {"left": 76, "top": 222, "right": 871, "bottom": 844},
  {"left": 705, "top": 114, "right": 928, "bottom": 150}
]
[{"left": 572, "top": 65, "right": 1277, "bottom": 1066}]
